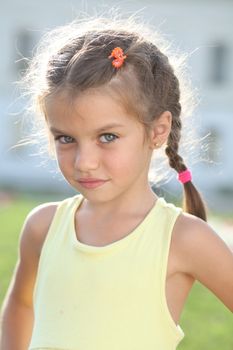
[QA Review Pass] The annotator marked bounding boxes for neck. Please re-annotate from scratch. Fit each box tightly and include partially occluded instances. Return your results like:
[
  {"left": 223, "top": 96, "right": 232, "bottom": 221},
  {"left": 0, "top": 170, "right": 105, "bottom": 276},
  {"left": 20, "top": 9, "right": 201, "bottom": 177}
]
[{"left": 80, "top": 183, "right": 158, "bottom": 219}]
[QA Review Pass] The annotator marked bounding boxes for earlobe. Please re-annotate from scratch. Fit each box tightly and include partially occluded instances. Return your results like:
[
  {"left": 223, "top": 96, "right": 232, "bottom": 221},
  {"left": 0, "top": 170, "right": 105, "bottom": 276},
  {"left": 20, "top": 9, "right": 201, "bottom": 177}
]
[{"left": 150, "top": 111, "right": 172, "bottom": 148}]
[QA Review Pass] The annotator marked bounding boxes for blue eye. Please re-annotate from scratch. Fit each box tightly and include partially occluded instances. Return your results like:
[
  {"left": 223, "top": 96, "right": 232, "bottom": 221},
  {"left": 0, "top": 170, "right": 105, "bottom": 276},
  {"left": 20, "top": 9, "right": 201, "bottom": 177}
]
[
  {"left": 99, "top": 133, "right": 118, "bottom": 143},
  {"left": 55, "top": 135, "right": 75, "bottom": 144}
]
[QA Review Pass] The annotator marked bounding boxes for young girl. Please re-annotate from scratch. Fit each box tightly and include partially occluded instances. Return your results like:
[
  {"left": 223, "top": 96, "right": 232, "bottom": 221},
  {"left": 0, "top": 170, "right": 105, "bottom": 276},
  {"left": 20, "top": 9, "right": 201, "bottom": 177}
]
[{"left": 1, "top": 16, "right": 233, "bottom": 350}]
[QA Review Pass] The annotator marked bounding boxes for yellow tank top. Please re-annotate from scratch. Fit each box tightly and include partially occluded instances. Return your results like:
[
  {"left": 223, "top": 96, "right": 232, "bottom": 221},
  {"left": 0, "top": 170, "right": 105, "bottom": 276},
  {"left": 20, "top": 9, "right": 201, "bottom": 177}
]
[{"left": 29, "top": 194, "right": 184, "bottom": 350}]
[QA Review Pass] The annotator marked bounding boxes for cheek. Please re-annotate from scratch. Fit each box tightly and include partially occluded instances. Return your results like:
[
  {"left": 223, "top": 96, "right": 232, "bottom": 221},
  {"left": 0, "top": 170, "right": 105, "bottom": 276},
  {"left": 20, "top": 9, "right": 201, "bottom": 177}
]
[
  {"left": 103, "top": 147, "right": 144, "bottom": 173},
  {"left": 55, "top": 148, "right": 75, "bottom": 170}
]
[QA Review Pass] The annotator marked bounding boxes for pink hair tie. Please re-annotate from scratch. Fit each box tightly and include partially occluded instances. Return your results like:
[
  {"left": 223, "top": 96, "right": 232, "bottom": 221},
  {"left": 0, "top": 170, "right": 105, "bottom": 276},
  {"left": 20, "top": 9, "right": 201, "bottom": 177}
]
[{"left": 178, "top": 169, "right": 192, "bottom": 184}]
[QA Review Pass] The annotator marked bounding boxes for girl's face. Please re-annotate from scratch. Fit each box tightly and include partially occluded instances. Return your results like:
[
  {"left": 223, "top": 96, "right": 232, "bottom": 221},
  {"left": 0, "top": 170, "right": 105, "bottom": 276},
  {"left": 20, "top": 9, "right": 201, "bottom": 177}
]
[{"left": 45, "top": 89, "right": 155, "bottom": 204}]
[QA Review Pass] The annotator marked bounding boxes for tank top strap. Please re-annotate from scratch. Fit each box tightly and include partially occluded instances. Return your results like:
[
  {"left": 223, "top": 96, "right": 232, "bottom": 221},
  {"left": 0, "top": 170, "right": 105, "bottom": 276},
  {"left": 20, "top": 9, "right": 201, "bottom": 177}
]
[
  {"left": 151, "top": 198, "right": 184, "bottom": 339},
  {"left": 156, "top": 198, "right": 182, "bottom": 276},
  {"left": 33, "top": 194, "right": 83, "bottom": 299},
  {"left": 40, "top": 194, "right": 82, "bottom": 251}
]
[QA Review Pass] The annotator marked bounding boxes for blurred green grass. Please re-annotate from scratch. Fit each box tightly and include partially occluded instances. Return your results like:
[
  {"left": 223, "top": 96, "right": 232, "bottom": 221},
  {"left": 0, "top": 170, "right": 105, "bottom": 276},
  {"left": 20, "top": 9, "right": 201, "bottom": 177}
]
[{"left": 0, "top": 194, "right": 232, "bottom": 349}]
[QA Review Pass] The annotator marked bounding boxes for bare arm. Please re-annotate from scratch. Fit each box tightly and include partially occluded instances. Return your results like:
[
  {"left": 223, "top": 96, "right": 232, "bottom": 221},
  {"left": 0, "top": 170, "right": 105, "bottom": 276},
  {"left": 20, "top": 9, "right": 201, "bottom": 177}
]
[
  {"left": 0, "top": 203, "right": 57, "bottom": 350},
  {"left": 0, "top": 263, "right": 35, "bottom": 350},
  {"left": 174, "top": 213, "right": 233, "bottom": 312}
]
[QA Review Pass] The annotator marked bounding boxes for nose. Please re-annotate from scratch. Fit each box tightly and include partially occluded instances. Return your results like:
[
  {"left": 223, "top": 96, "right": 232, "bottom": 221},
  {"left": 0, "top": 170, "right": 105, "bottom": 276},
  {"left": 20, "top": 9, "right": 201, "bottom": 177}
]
[{"left": 74, "top": 143, "right": 99, "bottom": 172}]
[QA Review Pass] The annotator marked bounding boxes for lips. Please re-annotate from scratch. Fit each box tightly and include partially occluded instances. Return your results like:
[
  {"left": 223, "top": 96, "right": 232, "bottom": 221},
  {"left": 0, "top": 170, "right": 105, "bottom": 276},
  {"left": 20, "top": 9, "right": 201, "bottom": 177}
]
[{"left": 77, "top": 178, "right": 109, "bottom": 189}]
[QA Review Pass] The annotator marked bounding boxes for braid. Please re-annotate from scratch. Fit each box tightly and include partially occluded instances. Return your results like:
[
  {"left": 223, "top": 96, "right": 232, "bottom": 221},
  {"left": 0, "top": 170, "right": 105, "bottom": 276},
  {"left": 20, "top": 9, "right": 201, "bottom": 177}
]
[
  {"left": 165, "top": 114, "right": 207, "bottom": 221},
  {"left": 165, "top": 115, "right": 185, "bottom": 172}
]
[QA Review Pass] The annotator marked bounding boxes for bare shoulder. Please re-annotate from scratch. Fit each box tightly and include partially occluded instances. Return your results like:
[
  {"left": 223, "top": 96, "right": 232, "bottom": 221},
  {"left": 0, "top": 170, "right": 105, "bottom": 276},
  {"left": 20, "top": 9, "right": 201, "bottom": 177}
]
[
  {"left": 171, "top": 212, "right": 233, "bottom": 311},
  {"left": 171, "top": 212, "right": 218, "bottom": 252},
  {"left": 20, "top": 201, "right": 59, "bottom": 257},
  {"left": 171, "top": 212, "right": 230, "bottom": 259},
  {"left": 4, "top": 202, "right": 59, "bottom": 308}
]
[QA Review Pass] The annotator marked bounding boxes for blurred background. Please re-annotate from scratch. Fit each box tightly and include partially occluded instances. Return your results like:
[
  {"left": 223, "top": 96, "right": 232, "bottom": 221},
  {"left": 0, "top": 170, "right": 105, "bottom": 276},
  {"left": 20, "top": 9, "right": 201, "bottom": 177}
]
[{"left": 0, "top": 1, "right": 233, "bottom": 349}]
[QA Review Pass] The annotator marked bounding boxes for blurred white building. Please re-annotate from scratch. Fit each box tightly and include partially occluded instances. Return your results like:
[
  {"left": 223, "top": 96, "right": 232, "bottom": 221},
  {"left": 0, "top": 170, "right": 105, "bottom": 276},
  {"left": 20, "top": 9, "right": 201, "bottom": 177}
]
[{"left": 0, "top": 0, "right": 233, "bottom": 207}]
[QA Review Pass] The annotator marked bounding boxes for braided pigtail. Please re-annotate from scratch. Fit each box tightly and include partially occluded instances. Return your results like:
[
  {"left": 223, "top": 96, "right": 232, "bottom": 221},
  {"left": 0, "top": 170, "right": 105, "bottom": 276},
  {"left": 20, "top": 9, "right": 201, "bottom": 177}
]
[{"left": 165, "top": 116, "right": 207, "bottom": 221}]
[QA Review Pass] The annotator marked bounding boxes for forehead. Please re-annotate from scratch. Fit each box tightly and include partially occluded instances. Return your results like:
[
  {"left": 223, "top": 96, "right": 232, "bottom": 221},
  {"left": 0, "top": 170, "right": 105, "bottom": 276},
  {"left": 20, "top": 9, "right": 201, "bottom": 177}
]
[{"left": 44, "top": 88, "right": 140, "bottom": 128}]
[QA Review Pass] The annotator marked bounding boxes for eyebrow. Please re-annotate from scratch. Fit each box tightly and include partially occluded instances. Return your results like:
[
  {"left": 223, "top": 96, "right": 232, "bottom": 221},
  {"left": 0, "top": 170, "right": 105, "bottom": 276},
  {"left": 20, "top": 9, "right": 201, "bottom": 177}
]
[
  {"left": 49, "top": 123, "right": 125, "bottom": 135},
  {"left": 94, "top": 123, "right": 125, "bottom": 133}
]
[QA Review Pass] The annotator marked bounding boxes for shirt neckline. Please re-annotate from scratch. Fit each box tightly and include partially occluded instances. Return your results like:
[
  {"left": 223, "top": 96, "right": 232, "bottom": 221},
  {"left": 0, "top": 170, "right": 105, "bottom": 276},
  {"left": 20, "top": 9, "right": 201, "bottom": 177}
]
[{"left": 70, "top": 195, "right": 164, "bottom": 254}]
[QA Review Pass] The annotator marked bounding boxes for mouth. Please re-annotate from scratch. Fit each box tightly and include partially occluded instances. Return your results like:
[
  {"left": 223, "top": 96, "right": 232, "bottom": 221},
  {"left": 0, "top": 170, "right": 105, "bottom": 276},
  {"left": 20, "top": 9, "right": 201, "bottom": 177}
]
[{"left": 77, "top": 178, "right": 109, "bottom": 189}]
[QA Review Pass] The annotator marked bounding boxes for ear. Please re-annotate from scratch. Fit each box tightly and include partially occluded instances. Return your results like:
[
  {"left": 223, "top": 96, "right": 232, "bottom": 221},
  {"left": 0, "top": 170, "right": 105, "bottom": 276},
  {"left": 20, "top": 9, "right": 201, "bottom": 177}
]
[{"left": 148, "top": 111, "right": 172, "bottom": 149}]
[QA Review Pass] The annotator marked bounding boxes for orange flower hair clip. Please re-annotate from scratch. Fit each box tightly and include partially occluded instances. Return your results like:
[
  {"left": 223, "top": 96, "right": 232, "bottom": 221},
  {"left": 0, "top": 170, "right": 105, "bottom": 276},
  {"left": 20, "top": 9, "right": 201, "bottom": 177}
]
[{"left": 108, "top": 47, "right": 127, "bottom": 69}]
